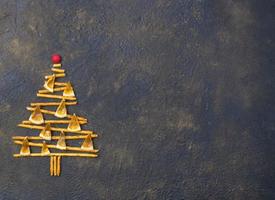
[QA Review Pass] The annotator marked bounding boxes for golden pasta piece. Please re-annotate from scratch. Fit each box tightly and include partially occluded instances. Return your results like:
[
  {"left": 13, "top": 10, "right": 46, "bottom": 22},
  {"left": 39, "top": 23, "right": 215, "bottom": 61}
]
[
  {"left": 50, "top": 156, "right": 54, "bottom": 176},
  {"left": 67, "top": 113, "right": 81, "bottom": 131},
  {"left": 43, "top": 75, "right": 55, "bottom": 92},
  {"left": 13, "top": 140, "right": 98, "bottom": 153},
  {"left": 26, "top": 107, "right": 87, "bottom": 121},
  {"left": 63, "top": 82, "right": 75, "bottom": 97},
  {"left": 22, "top": 119, "right": 86, "bottom": 125},
  {"left": 18, "top": 123, "right": 93, "bottom": 134},
  {"left": 51, "top": 68, "right": 64, "bottom": 73},
  {"left": 57, "top": 156, "right": 61, "bottom": 176},
  {"left": 39, "top": 123, "right": 52, "bottom": 140},
  {"left": 38, "top": 87, "right": 66, "bottom": 94},
  {"left": 41, "top": 141, "right": 50, "bottom": 155},
  {"left": 53, "top": 156, "right": 56, "bottom": 176},
  {"left": 56, "top": 131, "right": 66, "bottom": 150},
  {"left": 54, "top": 99, "right": 67, "bottom": 118},
  {"left": 30, "top": 101, "right": 77, "bottom": 106},
  {"left": 53, "top": 63, "right": 61, "bottom": 68},
  {"left": 13, "top": 135, "right": 97, "bottom": 140},
  {"left": 29, "top": 106, "right": 44, "bottom": 124},
  {"left": 14, "top": 153, "right": 98, "bottom": 158},
  {"left": 45, "top": 73, "right": 65, "bottom": 79},
  {"left": 20, "top": 137, "right": 31, "bottom": 155},
  {"left": 81, "top": 134, "right": 94, "bottom": 150},
  {"left": 54, "top": 82, "right": 67, "bottom": 86},
  {"left": 37, "top": 93, "right": 76, "bottom": 100}
]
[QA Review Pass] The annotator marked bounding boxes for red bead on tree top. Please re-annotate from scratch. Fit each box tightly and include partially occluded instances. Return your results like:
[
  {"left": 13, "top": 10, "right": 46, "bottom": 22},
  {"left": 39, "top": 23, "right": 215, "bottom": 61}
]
[{"left": 51, "top": 54, "right": 62, "bottom": 64}]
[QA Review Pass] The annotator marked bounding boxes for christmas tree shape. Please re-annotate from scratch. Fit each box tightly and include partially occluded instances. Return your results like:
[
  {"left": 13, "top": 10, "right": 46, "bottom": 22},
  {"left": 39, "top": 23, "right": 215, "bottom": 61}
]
[{"left": 12, "top": 54, "right": 99, "bottom": 176}]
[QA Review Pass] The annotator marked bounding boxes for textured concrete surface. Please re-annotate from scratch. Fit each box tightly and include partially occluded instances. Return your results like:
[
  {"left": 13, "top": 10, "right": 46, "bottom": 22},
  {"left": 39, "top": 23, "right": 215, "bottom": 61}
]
[{"left": 0, "top": 0, "right": 274, "bottom": 199}]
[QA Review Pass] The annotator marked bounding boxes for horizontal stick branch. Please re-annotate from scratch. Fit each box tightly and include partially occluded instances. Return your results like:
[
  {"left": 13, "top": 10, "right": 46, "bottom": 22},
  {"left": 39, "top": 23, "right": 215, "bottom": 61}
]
[
  {"left": 51, "top": 68, "right": 65, "bottom": 73},
  {"left": 45, "top": 74, "right": 65, "bottom": 79},
  {"left": 53, "top": 63, "right": 61, "bottom": 68},
  {"left": 22, "top": 120, "right": 86, "bottom": 125},
  {"left": 12, "top": 135, "right": 98, "bottom": 140},
  {"left": 38, "top": 87, "right": 66, "bottom": 94},
  {"left": 30, "top": 101, "right": 77, "bottom": 106},
  {"left": 26, "top": 107, "right": 87, "bottom": 121},
  {"left": 18, "top": 124, "right": 94, "bottom": 134},
  {"left": 14, "top": 153, "right": 98, "bottom": 158},
  {"left": 37, "top": 93, "right": 76, "bottom": 100},
  {"left": 54, "top": 82, "right": 67, "bottom": 86},
  {"left": 13, "top": 140, "right": 99, "bottom": 153}
]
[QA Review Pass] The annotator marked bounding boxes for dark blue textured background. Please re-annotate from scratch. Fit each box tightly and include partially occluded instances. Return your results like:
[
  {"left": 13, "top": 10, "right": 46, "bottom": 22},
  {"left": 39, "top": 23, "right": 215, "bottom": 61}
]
[{"left": 0, "top": 0, "right": 275, "bottom": 199}]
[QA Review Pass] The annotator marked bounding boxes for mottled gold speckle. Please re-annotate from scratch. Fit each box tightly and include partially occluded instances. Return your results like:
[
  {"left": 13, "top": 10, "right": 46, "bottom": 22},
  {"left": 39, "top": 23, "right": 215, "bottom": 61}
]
[
  {"left": 113, "top": 81, "right": 121, "bottom": 92},
  {"left": 177, "top": 113, "right": 197, "bottom": 131},
  {"left": 0, "top": 102, "right": 11, "bottom": 113},
  {"left": 0, "top": 129, "right": 5, "bottom": 136},
  {"left": 105, "top": 145, "right": 135, "bottom": 170},
  {"left": 192, "top": 7, "right": 202, "bottom": 22},
  {"left": 8, "top": 38, "right": 34, "bottom": 61},
  {"left": 229, "top": 2, "right": 254, "bottom": 29},
  {"left": 73, "top": 9, "right": 95, "bottom": 31},
  {"left": 169, "top": 111, "right": 199, "bottom": 132}
]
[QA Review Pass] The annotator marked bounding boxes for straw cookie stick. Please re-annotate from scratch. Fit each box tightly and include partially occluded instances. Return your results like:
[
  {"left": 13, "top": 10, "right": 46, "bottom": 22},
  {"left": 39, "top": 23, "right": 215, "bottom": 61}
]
[
  {"left": 30, "top": 101, "right": 77, "bottom": 106},
  {"left": 13, "top": 140, "right": 99, "bottom": 153},
  {"left": 57, "top": 156, "right": 61, "bottom": 176},
  {"left": 22, "top": 119, "right": 86, "bottom": 125},
  {"left": 18, "top": 124, "right": 94, "bottom": 134},
  {"left": 26, "top": 107, "right": 87, "bottom": 121},
  {"left": 51, "top": 68, "right": 65, "bottom": 73},
  {"left": 45, "top": 73, "right": 65, "bottom": 79},
  {"left": 54, "top": 156, "right": 57, "bottom": 176},
  {"left": 14, "top": 153, "right": 98, "bottom": 157},
  {"left": 50, "top": 156, "right": 54, "bottom": 176},
  {"left": 37, "top": 93, "right": 76, "bottom": 100},
  {"left": 38, "top": 87, "right": 66, "bottom": 94},
  {"left": 12, "top": 135, "right": 98, "bottom": 140},
  {"left": 54, "top": 82, "right": 68, "bottom": 86}
]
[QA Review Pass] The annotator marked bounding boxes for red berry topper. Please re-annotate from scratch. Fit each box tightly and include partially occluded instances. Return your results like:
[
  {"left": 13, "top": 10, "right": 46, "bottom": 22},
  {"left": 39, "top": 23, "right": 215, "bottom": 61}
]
[{"left": 51, "top": 54, "right": 62, "bottom": 64}]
